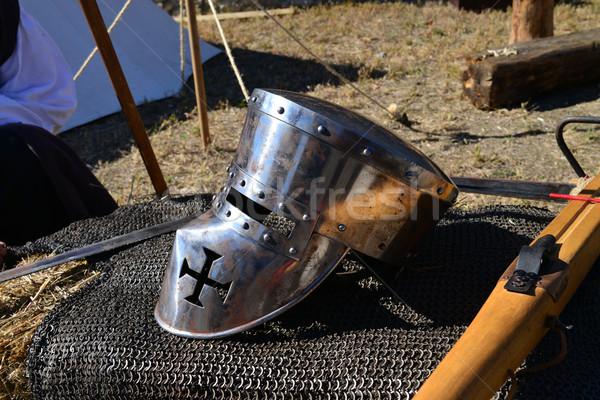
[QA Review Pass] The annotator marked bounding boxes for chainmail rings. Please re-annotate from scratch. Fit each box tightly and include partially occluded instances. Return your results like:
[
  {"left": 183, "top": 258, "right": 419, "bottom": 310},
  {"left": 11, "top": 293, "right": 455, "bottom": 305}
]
[{"left": 18, "top": 197, "right": 599, "bottom": 399}]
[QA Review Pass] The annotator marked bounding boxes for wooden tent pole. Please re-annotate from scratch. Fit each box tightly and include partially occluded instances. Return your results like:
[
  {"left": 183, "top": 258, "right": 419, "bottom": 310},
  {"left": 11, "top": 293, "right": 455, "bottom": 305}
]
[
  {"left": 184, "top": 0, "right": 211, "bottom": 149},
  {"left": 509, "top": 0, "right": 554, "bottom": 44},
  {"left": 78, "top": 0, "right": 169, "bottom": 197}
]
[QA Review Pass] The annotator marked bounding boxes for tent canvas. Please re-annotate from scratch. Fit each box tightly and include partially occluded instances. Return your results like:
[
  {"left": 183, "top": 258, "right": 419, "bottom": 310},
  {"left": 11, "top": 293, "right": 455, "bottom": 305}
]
[{"left": 20, "top": 0, "right": 221, "bottom": 132}]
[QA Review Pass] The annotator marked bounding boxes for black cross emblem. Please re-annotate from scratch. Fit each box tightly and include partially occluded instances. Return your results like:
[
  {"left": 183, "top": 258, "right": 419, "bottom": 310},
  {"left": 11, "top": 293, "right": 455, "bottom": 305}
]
[{"left": 179, "top": 247, "right": 230, "bottom": 308}]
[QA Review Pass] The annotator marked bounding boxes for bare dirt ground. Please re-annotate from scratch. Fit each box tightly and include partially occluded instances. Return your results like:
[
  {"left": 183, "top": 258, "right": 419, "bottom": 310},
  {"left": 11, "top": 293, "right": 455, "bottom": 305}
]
[{"left": 2, "top": 0, "right": 600, "bottom": 398}]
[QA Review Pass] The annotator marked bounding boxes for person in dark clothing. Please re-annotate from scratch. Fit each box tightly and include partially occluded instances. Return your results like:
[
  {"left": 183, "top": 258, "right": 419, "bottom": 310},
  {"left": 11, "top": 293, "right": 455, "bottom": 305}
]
[{"left": 0, "top": 0, "right": 118, "bottom": 255}]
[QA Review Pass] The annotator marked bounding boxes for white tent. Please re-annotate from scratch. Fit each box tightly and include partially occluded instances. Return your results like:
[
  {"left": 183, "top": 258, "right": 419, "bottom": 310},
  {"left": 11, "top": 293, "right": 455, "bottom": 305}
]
[{"left": 20, "top": 0, "right": 221, "bottom": 132}]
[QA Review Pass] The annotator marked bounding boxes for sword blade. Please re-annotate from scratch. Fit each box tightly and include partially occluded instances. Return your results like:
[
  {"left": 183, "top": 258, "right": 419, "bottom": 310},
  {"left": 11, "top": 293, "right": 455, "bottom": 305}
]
[
  {"left": 0, "top": 213, "right": 200, "bottom": 283},
  {"left": 0, "top": 178, "right": 575, "bottom": 283},
  {"left": 451, "top": 176, "right": 575, "bottom": 201}
]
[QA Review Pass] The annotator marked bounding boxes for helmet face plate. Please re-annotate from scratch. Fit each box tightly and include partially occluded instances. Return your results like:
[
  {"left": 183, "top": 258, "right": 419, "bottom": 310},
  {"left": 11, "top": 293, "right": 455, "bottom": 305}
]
[
  {"left": 155, "top": 210, "right": 348, "bottom": 338},
  {"left": 155, "top": 89, "right": 458, "bottom": 338}
]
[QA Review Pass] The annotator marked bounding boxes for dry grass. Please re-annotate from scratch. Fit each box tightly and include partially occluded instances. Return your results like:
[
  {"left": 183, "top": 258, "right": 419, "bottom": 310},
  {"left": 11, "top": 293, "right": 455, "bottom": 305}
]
[
  {"left": 93, "top": 106, "right": 244, "bottom": 203},
  {"left": 3, "top": 0, "right": 600, "bottom": 397},
  {"left": 62, "top": 0, "right": 600, "bottom": 207}
]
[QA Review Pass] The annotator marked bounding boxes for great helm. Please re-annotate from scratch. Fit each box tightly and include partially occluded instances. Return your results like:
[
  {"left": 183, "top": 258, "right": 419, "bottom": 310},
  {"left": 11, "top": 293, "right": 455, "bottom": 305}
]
[{"left": 155, "top": 89, "right": 458, "bottom": 338}]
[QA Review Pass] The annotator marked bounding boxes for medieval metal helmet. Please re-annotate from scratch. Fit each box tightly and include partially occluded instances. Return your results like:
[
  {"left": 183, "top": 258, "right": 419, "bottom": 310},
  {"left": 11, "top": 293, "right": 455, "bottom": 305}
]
[{"left": 155, "top": 88, "right": 458, "bottom": 339}]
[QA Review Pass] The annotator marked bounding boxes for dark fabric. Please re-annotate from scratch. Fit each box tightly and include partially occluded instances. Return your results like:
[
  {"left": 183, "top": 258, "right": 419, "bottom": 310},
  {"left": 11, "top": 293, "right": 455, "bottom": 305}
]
[
  {"left": 18, "top": 201, "right": 598, "bottom": 399},
  {"left": 0, "top": 0, "right": 20, "bottom": 67},
  {"left": 0, "top": 123, "right": 117, "bottom": 245}
]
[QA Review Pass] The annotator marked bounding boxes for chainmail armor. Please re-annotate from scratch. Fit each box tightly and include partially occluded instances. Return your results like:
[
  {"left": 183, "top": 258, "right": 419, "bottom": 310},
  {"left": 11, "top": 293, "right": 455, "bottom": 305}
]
[{"left": 17, "top": 197, "right": 599, "bottom": 399}]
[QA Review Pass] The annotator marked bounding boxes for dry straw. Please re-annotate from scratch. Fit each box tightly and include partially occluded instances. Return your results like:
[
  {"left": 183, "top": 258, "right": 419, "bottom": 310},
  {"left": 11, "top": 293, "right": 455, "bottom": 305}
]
[{"left": 0, "top": 256, "right": 99, "bottom": 399}]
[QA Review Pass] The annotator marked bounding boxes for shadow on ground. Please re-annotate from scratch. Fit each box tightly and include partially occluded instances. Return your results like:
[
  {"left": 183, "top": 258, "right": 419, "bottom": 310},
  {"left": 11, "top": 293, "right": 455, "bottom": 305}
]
[
  {"left": 202, "top": 47, "right": 385, "bottom": 108},
  {"left": 525, "top": 85, "right": 600, "bottom": 113},
  {"left": 60, "top": 47, "right": 384, "bottom": 167},
  {"left": 481, "top": 84, "right": 600, "bottom": 113},
  {"left": 412, "top": 128, "right": 548, "bottom": 145}
]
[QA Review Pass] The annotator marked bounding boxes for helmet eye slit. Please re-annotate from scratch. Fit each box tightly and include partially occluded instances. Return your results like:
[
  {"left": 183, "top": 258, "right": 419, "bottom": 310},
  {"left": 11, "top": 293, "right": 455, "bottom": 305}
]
[
  {"left": 226, "top": 188, "right": 270, "bottom": 223},
  {"left": 226, "top": 188, "right": 296, "bottom": 238}
]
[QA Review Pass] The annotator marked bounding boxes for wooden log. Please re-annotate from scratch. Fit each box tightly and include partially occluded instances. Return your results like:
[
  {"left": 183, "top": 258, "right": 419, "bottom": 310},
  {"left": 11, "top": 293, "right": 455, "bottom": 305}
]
[
  {"left": 414, "top": 171, "right": 600, "bottom": 400},
  {"left": 176, "top": 8, "right": 295, "bottom": 27},
  {"left": 509, "top": 0, "right": 554, "bottom": 44},
  {"left": 463, "top": 28, "right": 600, "bottom": 110},
  {"left": 196, "top": 7, "right": 295, "bottom": 22},
  {"left": 78, "top": 0, "right": 169, "bottom": 197}
]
